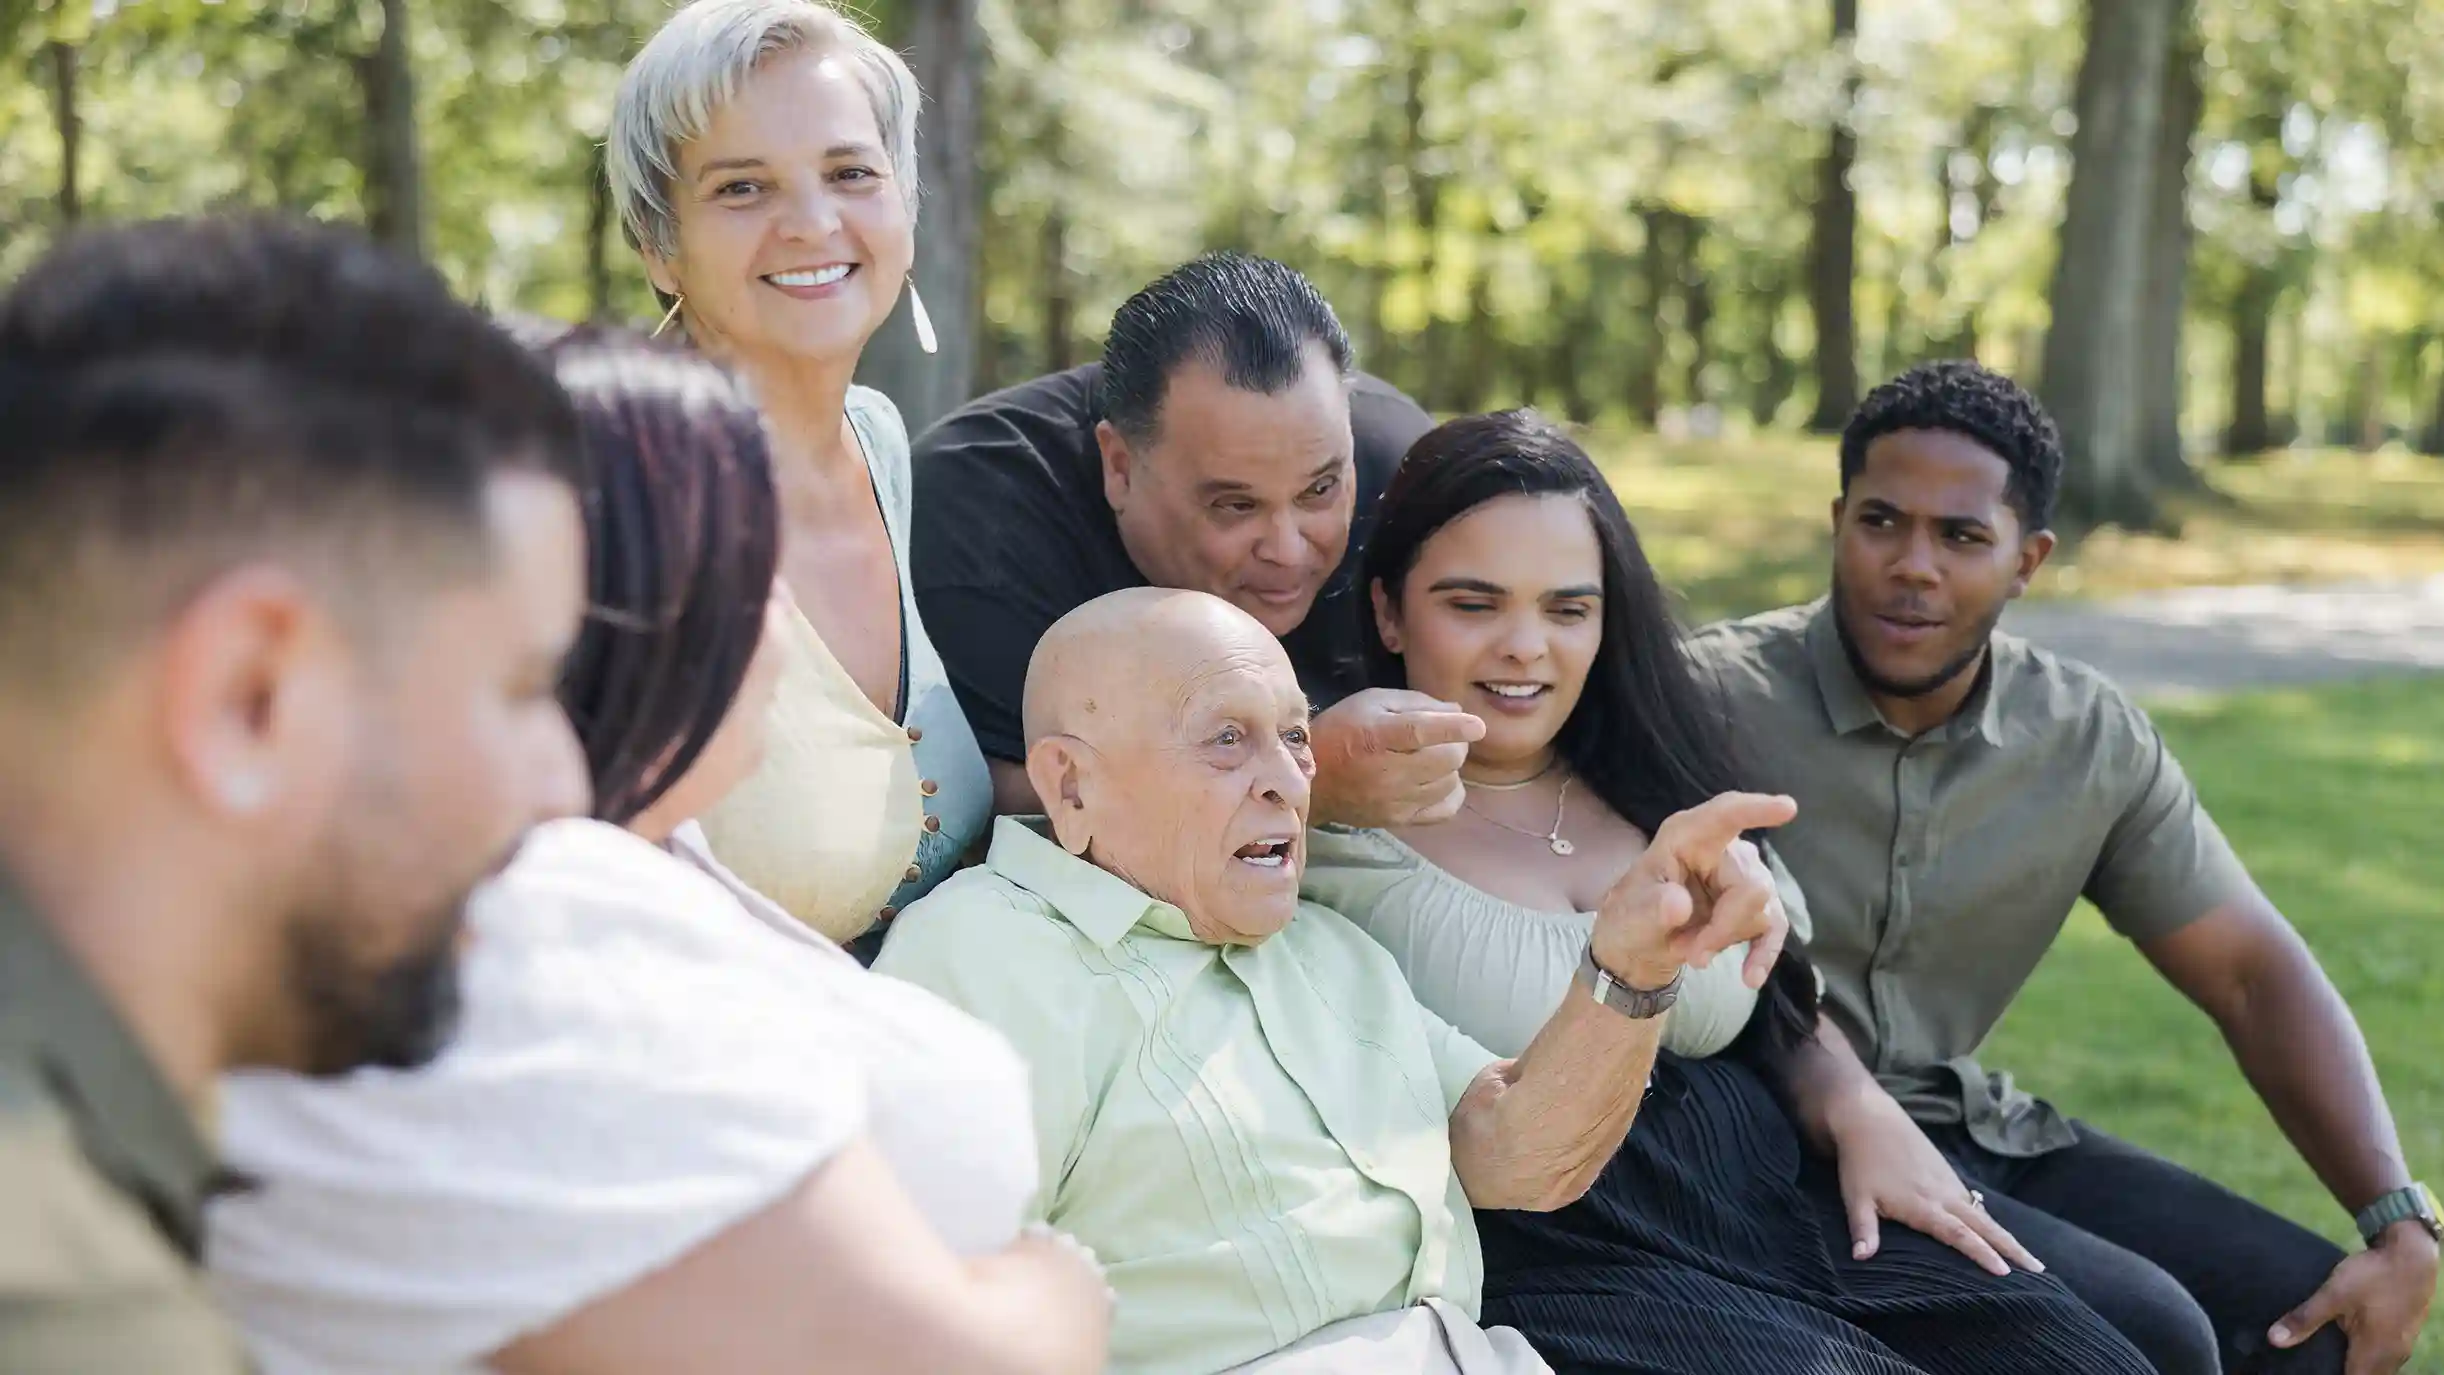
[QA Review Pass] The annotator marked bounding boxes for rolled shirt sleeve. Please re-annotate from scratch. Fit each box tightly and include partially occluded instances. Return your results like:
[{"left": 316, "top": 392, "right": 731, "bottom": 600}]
[{"left": 2085, "top": 704, "right": 2258, "bottom": 944}]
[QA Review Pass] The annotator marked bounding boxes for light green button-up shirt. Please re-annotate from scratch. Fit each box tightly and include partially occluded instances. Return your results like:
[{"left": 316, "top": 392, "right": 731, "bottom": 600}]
[{"left": 875, "top": 817, "right": 1500, "bottom": 1375}]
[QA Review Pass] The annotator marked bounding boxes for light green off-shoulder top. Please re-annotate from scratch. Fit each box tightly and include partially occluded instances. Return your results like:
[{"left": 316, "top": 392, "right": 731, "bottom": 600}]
[{"left": 1300, "top": 826, "right": 1815, "bottom": 1060}]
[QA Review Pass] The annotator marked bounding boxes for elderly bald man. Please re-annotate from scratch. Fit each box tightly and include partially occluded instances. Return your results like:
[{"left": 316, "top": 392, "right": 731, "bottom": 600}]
[{"left": 876, "top": 588, "right": 1796, "bottom": 1375}]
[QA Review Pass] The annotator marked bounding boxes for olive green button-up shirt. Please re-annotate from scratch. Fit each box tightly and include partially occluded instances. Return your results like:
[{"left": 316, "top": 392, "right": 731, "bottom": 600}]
[
  {"left": 875, "top": 817, "right": 1499, "bottom": 1375},
  {"left": 1687, "top": 601, "right": 2256, "bottom": 1157},
  {"left": 0, "top": 871, "right": 251, "bottom": 1372}
]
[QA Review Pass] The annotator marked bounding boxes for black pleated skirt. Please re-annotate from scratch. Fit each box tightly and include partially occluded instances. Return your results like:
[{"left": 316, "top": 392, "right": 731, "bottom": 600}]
[{"left": 1475, "top": 1054, "right": 2155, "bottom": 1375}]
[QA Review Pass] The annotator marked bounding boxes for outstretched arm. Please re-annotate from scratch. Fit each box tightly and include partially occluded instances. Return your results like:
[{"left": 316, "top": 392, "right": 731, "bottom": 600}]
[{"left": 1450, "top": 792, "right": 1795, "bottom": 1211}]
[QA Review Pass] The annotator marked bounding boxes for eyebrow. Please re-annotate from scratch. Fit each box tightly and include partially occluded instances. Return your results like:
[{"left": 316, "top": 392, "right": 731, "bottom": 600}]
[
  {"left": 1194, "top": 457, "right": 1345, "bottom": 499},
  {"left": 694, "top": 144, "right": 879, "bottom": 178},
  {"left": 1860, "top": 497, "right": 1996, "bottom": 528}
]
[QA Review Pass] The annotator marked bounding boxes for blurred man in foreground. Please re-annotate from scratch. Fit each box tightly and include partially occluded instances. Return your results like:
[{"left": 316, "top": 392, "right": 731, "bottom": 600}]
[{"left": 0, "top": 217, "right": 591, "bottom": 1368}]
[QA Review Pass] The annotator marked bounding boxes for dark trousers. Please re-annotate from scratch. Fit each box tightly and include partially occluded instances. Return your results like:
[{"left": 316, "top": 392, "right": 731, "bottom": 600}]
[{"left": 1927, "top": 1122, "right": 2349, "bottom": 1375}]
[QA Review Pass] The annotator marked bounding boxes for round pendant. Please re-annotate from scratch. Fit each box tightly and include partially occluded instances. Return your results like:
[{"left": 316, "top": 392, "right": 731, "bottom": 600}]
[{"left": 1549, "top": 836, "right": 1575, "bottom": 856}]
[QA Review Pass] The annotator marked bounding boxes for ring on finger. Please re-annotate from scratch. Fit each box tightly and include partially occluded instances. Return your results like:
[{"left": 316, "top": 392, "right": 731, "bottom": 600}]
[{"left": 1968, "top": 1190, "right": 1986, "bottom": 1210}]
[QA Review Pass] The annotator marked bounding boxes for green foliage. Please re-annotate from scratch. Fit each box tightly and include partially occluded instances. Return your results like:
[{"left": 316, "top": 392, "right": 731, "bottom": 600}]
[{"left": 0, "top": 0, "right": 2438, "bottom": 434}]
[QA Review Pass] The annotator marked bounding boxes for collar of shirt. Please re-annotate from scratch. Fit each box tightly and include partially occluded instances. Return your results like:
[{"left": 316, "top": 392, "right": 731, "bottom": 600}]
[
  {"left": 0, "top": 866, "right": 222, "bottom": 1259},
  {"left": 983, "top": 815, "right": 1198, "bottom": 946},
  {"left": 1803, "top": 598, "right": 2008, "bottom": 747}
]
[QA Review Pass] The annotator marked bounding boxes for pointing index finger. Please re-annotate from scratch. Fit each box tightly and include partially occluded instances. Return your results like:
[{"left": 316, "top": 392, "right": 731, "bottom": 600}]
[{"left": 1656, "top": 791, "right": 1798, "bottom": 860}]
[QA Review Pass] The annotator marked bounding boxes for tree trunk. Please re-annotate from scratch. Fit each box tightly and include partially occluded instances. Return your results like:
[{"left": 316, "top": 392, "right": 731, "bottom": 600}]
[
  {"left": 854, "top": 0, "right": 983, "bottom": 431},
  {"left": 1754, "top": 297, "right": 1800, "bottom": 428},
  {"left": 360, "top": 0, "right": 425, "bottom": 259},
  {"left": 2136, "top": 6, "right": 2204, "bottom": 493},
  {"left": 2349, "top": 344, "right": 2386, "bottom": 452},
  {"left": 1039, "top": 206, "right": 1075, "bottom": 374},
  {"left": 2225, "top": 266, "right": 2278, "bottom": 454},
  {"left": 584, "top": 140, "right": 614, "bottom": 322},
  {"left": 2039, "top": 0, "right": 2176, "bottom": 530},
  {"left": 1803, "top": 0, "right": 1861, "bottom": 432},
  {"left": 1628, "top": 208, "right": 1670, "bottom": 429},
  {"left": 2420, "top": 347, "right": 2444, "bottom": 457},
  {"left": 1682, "top": 218, "right": 1713, "bottom": 409},
  {"left": 46, "top": 40, "right": 79, "bottom": 224}
]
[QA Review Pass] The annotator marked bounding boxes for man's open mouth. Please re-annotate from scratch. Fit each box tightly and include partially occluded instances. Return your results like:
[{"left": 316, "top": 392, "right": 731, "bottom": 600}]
[{"left": 1233, "top": 839, "right": 1294, "bottom": 869}]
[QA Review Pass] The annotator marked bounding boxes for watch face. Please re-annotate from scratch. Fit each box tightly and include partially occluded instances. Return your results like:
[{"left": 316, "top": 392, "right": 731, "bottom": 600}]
[{"left": 2420, "top": 1183, "right": 2441, "bottom": 1223}]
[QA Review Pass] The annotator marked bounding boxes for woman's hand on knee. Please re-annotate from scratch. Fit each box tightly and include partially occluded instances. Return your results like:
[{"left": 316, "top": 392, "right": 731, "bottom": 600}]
[{"left": 1827, "top": 1089, "right": 2044, "bottom": 1278}]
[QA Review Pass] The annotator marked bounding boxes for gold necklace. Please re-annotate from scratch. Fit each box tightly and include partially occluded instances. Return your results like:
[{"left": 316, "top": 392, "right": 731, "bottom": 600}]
[
  {"left": 1464, "top": 776, "right": 1576, "bottom": 856},
  {"left": 1458, "top": 757, "right": 1559, "bottom": 793}
]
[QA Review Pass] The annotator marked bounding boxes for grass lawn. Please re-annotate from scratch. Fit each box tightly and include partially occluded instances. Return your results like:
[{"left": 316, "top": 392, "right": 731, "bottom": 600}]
[
  {"left": 1976, "top": 676, "right": 2443, "bottom": 1372},
  {"left": 1593, "top": 430, "right": 2444, "bottom": 626}
]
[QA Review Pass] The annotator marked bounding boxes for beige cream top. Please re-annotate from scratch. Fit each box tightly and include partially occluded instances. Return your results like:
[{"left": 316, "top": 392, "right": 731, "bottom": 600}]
[{"left": 697, "top": 600, "right": 922, "bottom": 943}]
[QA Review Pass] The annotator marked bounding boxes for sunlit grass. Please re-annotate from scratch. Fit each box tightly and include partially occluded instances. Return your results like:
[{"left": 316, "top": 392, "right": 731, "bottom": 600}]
[
  {"left": 1975, "top": 677, "right": 2444, "bottom": 1374},
  {"left": 1590, "top": 430, "right": 2444, "bottom": 624}
]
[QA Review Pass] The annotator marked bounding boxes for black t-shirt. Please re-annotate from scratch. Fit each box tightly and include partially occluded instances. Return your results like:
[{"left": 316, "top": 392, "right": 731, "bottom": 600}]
[{"left": 910, "top": 362, "right": 1434, "bottom": 762}]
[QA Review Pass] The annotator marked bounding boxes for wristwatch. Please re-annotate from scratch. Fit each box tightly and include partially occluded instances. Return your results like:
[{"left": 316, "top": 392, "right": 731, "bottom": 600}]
[
  {"left": 2355, "top": 1183, "right": 2442, "bottom": 1246},
  {"left": 1578, "top": 941, "right": 1683, "bottom": 1020}
]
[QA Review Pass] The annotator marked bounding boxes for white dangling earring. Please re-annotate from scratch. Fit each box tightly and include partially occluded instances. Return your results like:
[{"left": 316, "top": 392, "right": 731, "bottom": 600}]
[
  {"left": 907, "top": 278, "right": 938, "bottom": 356},
  {"left": 651, "top": 293, "right": 685, "bottom": 339}
]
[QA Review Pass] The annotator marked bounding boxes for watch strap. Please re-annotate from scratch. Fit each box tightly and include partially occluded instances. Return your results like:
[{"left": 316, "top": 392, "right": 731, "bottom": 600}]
[
  {"left": 2355, "top": 1183, "right": 2442, "bottom": 1245},
  {"left": 1579, "top": 942, "right": 1683, "bottom": 1020}
]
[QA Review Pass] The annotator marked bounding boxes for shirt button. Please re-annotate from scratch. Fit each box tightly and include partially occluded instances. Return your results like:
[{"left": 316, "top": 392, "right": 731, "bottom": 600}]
[
  {"left": 923, "top": 814, "right": 942, "bottom": 834},
  {"left": 879, "top": 905, "right": 898, "bottom": 921},
  {"left": 904, "top": 864, "right": 923, "bottom": 883},
  {"left": 906, "top": 725, "right": 924, "bottom": 743},
  {"left": 919, "top": 778, "right": 939, "bottom": 797}
]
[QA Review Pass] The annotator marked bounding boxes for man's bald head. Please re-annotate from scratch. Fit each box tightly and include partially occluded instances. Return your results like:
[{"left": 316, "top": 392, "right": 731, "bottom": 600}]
[
  {"left": 1022, "top": 587, "right": 1296, "bottom": 747},
  {"left": 1021, "top": 587, "right": 1316, "bottom": 946}
]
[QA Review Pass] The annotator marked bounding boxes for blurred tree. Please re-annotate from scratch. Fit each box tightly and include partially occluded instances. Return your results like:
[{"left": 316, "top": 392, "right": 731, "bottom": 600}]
[
  {"left": 361, "top": 0, "right": 423, "bottom": 257},
  {"left": 2041, "top": 0, "right": 2178, "bottom": 530},
  {"left": 1803, "top": 0, "right": 1859, "bottom": 431},
  {"left": 855, "top": 0, "right": 985, "bottom": 433},
  {"left": 2138, "top": 2, "right": 2205, "bottom": 492}
]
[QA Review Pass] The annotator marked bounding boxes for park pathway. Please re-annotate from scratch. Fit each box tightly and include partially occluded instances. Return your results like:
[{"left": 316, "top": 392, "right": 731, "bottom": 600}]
[{"left": 2001, "top": 575, "right": 2444, "bottom": 698}]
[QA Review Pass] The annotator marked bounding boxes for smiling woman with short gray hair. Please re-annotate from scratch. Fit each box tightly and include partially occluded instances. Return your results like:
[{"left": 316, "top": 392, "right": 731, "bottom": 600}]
[{"left": 605, "top": 0, "right": 992, "bottom": 949}]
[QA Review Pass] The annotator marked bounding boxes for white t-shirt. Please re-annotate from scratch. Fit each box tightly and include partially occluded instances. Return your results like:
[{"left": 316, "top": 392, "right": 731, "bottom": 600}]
[{"left": 206, "top": 817, "right": 1037, "bottom": 1373}]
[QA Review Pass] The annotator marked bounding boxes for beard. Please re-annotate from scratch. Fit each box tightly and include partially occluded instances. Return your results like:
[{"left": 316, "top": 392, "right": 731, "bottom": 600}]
[
  {"left": 1830, "top": 569, "right": 2009, "bottom": 701},
  {"left": 285, "top": 896, "right": 467, "bottom": 1077}
]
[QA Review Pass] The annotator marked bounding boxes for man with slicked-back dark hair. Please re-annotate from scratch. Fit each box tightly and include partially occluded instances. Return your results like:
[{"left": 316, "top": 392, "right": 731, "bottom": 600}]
[
  {"left": 0, "top": 217, "right": 591, "bottom": 1368},
  {"left": 912, "top": 252, "right": 1488, "bottom": 838}
]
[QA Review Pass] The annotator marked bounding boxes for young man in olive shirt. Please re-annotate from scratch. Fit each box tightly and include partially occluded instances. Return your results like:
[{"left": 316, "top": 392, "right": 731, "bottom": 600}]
[
  {"left": 1691, "top": 362, "right": 2436, "bottom": 1375},
  {"left": 0, "top": 219, "right": 590, "bottom": 1368},
  {"left": 912, "top": 252, "right": 1485, "bottom": 831}
]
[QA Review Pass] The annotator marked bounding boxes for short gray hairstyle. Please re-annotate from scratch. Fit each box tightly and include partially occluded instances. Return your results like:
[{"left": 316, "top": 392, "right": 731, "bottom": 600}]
[{"left": 608, "top": 0, "right": 921, "bottom": 260}]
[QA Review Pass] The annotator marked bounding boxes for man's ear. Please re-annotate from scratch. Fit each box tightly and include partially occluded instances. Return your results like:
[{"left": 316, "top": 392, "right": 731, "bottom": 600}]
[
  {"left": 1095, "top": 420, "right": 1137, "bottom": 515},
  {"left": 156, "top": 566, "right": 334, "bottom": 823},
  {"left": 2007, "top": 528, "right": 2059, "bottom": 599},
  {"left": 1369, "top": 577, "right": 1404, "bottom": 656},
  {"left": 1829, "top": 494, "right": 1846, "bottom": 534},
  {"left": 1027, "top": 735, "right": 1095, "bottom": 856}
]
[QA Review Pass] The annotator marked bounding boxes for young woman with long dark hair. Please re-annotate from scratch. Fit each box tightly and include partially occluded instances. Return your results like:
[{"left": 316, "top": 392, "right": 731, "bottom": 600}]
[{"left": 1302, "top": 410, "right": 2151, "bottom": 1374}]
